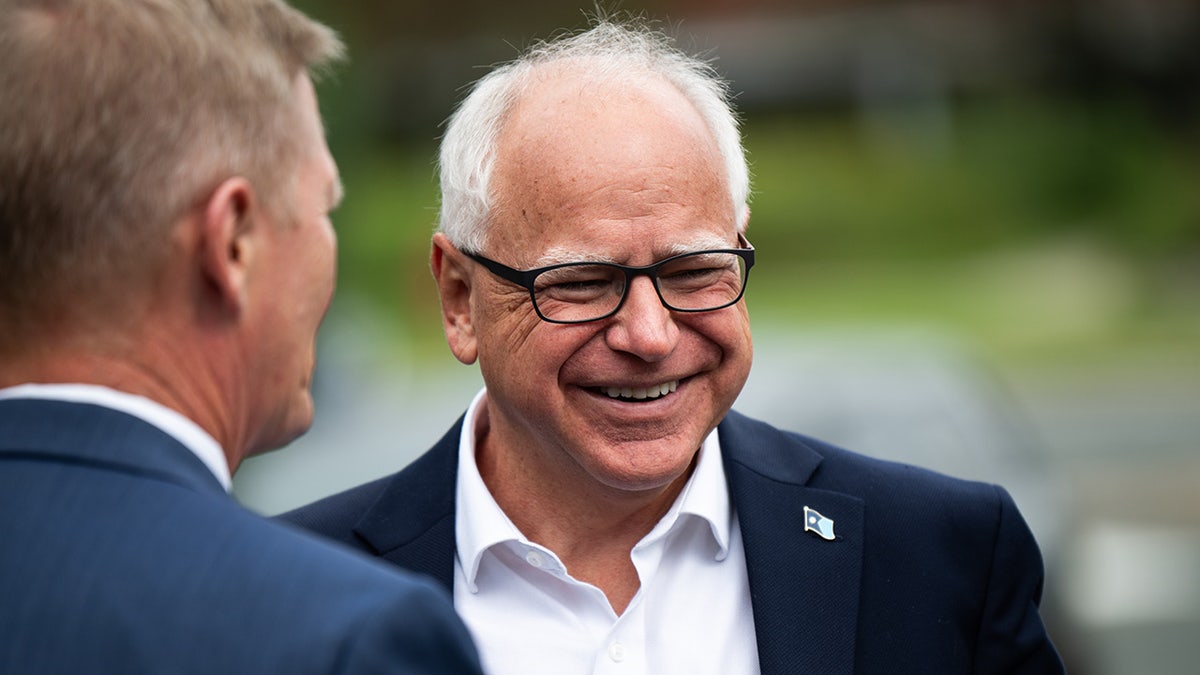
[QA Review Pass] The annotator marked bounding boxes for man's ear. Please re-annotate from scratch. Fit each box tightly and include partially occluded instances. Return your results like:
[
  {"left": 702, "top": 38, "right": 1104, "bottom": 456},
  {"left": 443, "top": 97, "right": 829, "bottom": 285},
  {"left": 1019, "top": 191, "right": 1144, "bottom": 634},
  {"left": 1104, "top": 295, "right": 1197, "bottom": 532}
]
[
  {"left": 200, "top": 177, "right": 257, "bottom": 316},
  {"left": 430, "top": 232, "right": 478, "bottom": 365}
]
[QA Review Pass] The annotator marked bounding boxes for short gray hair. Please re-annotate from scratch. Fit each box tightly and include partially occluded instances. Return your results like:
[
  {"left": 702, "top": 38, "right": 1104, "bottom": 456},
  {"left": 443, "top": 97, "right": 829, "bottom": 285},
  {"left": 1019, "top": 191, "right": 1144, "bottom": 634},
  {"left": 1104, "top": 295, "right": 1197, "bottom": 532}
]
[
  {"left": 0, "top": 0, "right": 343, "bottom": 339},
  {"left": 437, "top": 19, "right": 750, "bottom": 253}
]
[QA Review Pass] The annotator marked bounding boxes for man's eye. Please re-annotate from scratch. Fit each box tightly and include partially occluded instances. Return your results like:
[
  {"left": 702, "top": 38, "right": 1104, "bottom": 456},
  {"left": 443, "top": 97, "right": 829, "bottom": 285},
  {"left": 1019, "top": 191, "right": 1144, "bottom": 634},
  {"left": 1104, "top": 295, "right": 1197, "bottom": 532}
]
[
  {"left": 551, "top": 278, "right": 610, "bottom": 291},
  {"left": 663, "top": 265, "right": 723, "bottom": 280},
  {"left": 536, "top": 266, "right": 620, "bottom": 301},
  {"left": 539, "top": 276, "right": 612, "bottom": 299},
  {"left": 661, "top": 263, "right": 735, "bottom": 289}
]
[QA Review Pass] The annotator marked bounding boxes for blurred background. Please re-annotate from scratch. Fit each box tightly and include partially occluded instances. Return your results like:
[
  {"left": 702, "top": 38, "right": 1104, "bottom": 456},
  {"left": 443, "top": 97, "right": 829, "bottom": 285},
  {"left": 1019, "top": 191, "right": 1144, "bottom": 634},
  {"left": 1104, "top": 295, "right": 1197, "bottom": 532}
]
[{"left": 233, "top": 1, "right": 1200, "bottom": 672}]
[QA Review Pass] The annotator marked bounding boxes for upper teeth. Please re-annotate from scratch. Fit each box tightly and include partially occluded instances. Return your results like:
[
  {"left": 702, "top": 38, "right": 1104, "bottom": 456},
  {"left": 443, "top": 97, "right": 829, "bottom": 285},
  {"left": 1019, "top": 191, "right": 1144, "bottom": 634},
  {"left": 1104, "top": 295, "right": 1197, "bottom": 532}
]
[{"left": 601, "top": 381, "right": 678, "bottom": 400}]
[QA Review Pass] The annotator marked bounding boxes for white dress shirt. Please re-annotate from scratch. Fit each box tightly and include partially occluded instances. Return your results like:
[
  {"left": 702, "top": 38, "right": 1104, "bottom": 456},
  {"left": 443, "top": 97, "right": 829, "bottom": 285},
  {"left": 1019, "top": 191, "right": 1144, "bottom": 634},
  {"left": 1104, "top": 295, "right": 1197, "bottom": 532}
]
[
  {"left": 454, "top": 388, "right": 760, "bottom": 675},
  {"left": 0, "top": 383, "right": 232, "bottom": 491}
]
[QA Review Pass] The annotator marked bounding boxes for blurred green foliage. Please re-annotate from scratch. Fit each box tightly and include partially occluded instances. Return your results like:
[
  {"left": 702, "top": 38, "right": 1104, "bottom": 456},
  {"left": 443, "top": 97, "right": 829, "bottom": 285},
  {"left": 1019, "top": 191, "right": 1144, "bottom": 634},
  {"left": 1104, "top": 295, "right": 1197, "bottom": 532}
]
[
  {"left": 325, "top": 94, "right": 1198, "bottom": 363},
  {"left": 747, "top": 99, "right": 1199, "bottom": 263},
  {"left": 294, "top": 0, "right": 1199, "bottom": 368}
]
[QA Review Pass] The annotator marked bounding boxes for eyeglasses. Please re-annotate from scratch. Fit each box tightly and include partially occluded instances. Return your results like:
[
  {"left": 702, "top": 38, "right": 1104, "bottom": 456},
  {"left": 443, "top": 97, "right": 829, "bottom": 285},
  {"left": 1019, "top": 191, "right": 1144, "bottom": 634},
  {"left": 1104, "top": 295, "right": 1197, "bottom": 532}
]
[{"left": 464, "top": 234, "right": 754, "bottom": 324}]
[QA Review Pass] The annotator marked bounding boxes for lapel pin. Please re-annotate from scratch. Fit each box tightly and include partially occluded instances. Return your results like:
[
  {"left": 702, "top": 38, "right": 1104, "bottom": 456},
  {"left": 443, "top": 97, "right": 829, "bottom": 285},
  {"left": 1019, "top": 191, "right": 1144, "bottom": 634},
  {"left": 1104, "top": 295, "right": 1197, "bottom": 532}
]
[{"left": 804, "top": 506, "right": 836, "bottom": 541}]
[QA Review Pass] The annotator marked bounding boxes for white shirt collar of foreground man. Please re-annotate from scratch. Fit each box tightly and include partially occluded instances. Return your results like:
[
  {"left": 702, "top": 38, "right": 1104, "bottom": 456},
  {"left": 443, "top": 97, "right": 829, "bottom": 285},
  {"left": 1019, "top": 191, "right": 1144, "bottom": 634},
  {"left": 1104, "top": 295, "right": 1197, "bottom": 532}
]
[
  {"left": 0, "top": 383, "right": 232, "bottom": 491},
  {"left": 454, "top": 387, "right": 760, "bottom": 675}
]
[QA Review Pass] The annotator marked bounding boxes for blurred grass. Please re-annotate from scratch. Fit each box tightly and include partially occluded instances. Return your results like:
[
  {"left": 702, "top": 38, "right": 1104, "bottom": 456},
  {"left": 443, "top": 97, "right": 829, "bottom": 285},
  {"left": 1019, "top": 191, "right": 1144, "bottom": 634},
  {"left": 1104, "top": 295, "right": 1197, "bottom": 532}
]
[{"left": 324, "top": 94, "right": 1200, "bottom": 370}]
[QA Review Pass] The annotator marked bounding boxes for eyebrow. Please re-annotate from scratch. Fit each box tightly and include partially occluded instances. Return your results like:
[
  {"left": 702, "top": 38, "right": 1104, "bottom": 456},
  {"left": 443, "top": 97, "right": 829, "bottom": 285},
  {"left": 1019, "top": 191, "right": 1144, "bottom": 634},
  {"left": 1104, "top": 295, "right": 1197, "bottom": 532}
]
[
  {"left": 531, "top": 233, "right": 736, "bottom": 268},
  {"left": 665, "top": 233, "right": 735, "bottom": 255}
]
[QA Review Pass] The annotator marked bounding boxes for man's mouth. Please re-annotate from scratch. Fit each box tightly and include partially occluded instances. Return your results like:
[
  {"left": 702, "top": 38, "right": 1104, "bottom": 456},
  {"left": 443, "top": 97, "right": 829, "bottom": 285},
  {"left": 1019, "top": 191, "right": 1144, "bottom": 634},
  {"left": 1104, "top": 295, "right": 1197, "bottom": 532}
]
[{"left": 597, "top": 380, "right": 679, "bottom": 402}]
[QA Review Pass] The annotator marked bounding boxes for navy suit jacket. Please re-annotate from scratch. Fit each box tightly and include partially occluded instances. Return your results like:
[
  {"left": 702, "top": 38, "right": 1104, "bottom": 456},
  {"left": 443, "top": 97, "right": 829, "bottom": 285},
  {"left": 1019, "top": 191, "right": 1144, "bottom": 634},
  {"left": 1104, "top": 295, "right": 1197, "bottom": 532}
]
[
  {"left": 283, "top": 410, "right": 1064, "bottom": 674},
  {"left": 0, "top": 399, "right": 483, "bottom": 675}
]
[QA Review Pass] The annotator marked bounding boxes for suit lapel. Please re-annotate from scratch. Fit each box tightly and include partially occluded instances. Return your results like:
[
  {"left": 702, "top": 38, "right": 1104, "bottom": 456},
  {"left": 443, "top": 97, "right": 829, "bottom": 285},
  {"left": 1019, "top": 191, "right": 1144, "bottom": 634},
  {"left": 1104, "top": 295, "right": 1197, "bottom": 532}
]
[
  {"left": 720, "top": 412, "right": 864, "bottom": 675},
  {"left": 352, "top": 418, "right": 464, "bottom": 592}
]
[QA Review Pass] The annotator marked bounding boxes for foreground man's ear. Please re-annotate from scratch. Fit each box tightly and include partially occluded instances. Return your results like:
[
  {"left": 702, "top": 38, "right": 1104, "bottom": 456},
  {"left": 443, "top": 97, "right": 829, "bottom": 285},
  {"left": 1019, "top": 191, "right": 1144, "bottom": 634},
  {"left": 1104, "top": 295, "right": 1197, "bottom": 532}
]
[
  {"left": 199, "top": 177, "right": 258, "bottom": 317},
  {"left": 430, "top": 232, "right": 479, "bottom": 365}
]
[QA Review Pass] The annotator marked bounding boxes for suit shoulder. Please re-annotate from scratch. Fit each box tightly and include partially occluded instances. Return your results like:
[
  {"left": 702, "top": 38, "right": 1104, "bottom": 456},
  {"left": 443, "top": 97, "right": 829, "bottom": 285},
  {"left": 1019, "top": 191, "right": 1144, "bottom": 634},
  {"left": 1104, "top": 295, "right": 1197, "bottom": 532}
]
[
  {"left": 723, "top": 410, "right": 1010, "bottom": 515},
  {"left": 0, "top": 472, "right": 479, "bottom": 674},
  {"left": 200, "top": 496, "right": 485, "bottom": 672},
  {"left": 276, "top": 428, "right": 460, "bottom": 549},
  {"left": 198, "top": 506, "right": 485, "bottom": 672},
  {"left": 828, "top": 437, "right": 1006, "bottom": 501},
  {"left": 811, "top": 430, "right": 1012, "bottom": 519},
  {"left": 276, "top": 473, "right": 394, "bottom": 542},
  {"left": 205, "top": 499, "right": 460, "bottom": 621}
]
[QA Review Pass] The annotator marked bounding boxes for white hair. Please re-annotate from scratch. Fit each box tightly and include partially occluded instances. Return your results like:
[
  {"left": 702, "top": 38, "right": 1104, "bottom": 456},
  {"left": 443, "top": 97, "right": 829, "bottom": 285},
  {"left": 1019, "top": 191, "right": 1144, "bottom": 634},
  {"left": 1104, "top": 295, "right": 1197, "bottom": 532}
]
[{"left": 437, "top": 19, "right": 750, "bottom": 253}]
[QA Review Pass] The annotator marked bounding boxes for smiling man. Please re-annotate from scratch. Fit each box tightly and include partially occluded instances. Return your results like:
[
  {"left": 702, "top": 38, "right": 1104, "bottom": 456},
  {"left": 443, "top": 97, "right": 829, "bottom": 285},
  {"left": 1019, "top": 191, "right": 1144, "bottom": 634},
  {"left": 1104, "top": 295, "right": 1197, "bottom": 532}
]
[{"left": 284, "top": 19, "right": 1064, "bottom": 675}]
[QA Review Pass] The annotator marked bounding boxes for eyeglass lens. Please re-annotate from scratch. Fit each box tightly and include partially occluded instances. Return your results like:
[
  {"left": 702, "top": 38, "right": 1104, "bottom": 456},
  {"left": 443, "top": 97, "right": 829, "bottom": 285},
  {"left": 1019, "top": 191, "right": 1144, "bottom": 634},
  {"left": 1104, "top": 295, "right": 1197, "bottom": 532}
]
[{"left": 531, "top": 251, "right": 748, "bottom": 323}]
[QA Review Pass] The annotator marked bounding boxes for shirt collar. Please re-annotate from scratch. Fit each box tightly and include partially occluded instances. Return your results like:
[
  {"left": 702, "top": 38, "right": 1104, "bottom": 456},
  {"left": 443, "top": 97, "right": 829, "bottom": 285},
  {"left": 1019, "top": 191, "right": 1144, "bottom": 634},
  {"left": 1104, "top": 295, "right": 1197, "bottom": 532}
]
[
  {"left": 0, "top": 383, "right": 232, "bottom": 491},
  {"left": 671, "top": 426, "right": 733, "bottom": 561},
  {"left": 455, "top": 388, "right": 526, "bottom": 592},
  {"left": 453, "top": 387, "right": 733, "bottom": 590}
]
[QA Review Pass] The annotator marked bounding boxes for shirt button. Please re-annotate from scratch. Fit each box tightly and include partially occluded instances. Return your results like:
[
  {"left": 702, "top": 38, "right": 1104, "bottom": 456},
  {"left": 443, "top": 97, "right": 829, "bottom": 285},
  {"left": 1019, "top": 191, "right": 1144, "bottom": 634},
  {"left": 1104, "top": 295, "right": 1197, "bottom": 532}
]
[
  {"left": 524, "top": 549, "right": 545, "bottom": 568},
  {"left": 608, "top": 642, "right": 626, "bottom": 662}
]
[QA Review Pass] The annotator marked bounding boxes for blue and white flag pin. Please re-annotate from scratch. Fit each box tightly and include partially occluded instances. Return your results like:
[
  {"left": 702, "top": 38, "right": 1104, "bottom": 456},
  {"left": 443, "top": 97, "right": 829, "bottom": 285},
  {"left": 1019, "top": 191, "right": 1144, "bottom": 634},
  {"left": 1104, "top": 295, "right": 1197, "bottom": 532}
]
[{"left": 804, "top": 506, "right": 836, "bottom": 541}]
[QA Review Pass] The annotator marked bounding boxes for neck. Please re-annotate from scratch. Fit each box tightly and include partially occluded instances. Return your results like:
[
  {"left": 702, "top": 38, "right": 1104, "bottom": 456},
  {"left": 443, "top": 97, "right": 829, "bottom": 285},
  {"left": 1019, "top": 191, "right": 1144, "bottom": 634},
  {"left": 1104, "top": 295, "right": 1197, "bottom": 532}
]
[
  {"left": 474, "top": 406, "right": 696, "bottom": 614},
  {"left": 0, "top": 327, "right": 244, "bottom": 472}
]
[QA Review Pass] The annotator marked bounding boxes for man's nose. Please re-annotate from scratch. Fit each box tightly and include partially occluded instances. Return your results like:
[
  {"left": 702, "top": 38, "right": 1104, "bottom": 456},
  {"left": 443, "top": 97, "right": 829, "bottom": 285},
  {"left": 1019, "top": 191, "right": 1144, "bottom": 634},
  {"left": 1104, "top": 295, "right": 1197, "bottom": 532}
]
[{"left": 603, "top": 275, "right": 678, "bottom": 362}]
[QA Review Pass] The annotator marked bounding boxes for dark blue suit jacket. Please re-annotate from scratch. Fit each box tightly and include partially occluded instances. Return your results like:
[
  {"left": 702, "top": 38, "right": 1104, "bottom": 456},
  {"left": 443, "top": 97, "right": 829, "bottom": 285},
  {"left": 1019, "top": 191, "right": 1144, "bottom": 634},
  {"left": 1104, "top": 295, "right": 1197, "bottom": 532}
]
[
  {"left": 0, "top": 399, "right": 483, "bottom": 675},
  {"left": 283, "top": 410, "right": 1064, "bottom": 674}
]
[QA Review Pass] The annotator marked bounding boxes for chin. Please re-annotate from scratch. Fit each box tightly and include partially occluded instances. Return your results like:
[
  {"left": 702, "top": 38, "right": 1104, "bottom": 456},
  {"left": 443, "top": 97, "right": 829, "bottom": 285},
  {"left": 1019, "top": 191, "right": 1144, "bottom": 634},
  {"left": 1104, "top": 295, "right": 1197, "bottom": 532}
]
[
  {"left": 586, "top": 442, "right": 700, "bottom": 494},
  {"left": 285, "top": 398, "right": 317, "bottom": 443},
  {"left": 257, "top": 397, "right": 315, "bottom": 454}
]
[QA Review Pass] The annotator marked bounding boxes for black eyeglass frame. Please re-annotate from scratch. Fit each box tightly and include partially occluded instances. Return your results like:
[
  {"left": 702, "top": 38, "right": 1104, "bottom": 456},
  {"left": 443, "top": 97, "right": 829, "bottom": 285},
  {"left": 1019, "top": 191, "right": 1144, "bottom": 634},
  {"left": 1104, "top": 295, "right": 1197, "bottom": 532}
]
[{"left": 464, "top": 233, "right": 755, "bottom": 324}]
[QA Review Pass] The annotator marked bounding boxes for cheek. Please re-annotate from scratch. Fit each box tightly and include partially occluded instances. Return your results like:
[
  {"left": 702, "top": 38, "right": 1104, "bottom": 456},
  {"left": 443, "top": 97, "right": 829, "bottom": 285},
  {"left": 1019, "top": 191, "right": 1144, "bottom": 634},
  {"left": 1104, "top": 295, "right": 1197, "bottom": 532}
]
[
  {"left": 689, "top": 307, "right": 754, "bottom": 382},
  {"left": 307, "top": 226, "right": 338, "bottom": 304},
  {"left": 722, "top": 303, "right": 753, "bottom": 346},
  {"left": 278, "top": 231, "right": 337, "bottom": 342},
  {"left": 473, "top": 283, "right": 545, "bottom": 354},
  {"left": 685, "top": 303, "right": 751, "bottom": 347},
  {"left": 476, "top": 306, "right": 596, "bottom": 393},
  {"left": 319, "top": 223, "right": 337, "bottom": 273}
]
